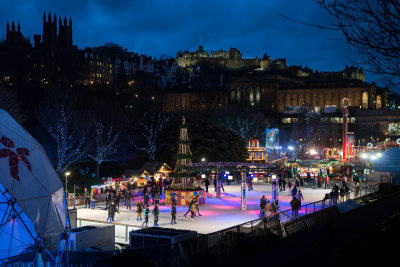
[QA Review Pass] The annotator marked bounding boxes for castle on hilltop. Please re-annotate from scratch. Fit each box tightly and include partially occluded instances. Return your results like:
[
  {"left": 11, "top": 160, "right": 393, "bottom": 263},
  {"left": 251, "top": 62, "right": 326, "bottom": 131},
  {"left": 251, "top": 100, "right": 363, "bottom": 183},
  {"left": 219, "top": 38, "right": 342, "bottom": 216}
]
[{"left": 176, "top": 45, "right": 287, "bottom": 71}]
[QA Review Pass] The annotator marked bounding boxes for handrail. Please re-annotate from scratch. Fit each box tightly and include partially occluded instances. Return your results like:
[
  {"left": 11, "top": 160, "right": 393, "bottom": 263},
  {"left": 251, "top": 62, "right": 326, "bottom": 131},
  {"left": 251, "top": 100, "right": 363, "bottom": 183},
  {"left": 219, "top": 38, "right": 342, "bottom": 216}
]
[{"left": 202, "top": 183, "right": 380, "bottom": 236}]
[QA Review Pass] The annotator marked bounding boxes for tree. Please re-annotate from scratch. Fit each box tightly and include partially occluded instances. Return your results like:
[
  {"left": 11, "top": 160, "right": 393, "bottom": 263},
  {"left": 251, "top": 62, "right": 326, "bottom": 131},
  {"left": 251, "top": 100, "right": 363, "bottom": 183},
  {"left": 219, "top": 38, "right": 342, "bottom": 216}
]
[
  {"left": 89, "top": 122, "right": 121, "bottom": 179},
  {"left": 216, "top": 108, "right": 269, "bottom": 141},
  {"left": 132, "top": 111, "right": 170, "bottom": 161},
  {"left": 319, "top": 0, "right": 400, "bottom": 89},
  {"left": 38, "top": 104, "right": 88, "bottom": 173},
  {"left": 190, "top": 120, "right": 247, "bottom": 162}
]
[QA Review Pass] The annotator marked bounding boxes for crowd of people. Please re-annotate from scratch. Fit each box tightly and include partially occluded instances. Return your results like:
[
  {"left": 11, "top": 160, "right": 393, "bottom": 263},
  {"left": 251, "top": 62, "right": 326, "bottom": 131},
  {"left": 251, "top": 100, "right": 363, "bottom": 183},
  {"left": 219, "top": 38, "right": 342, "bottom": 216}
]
[{"left": 82, "top": 177, "right": 203, "bottom": 227}]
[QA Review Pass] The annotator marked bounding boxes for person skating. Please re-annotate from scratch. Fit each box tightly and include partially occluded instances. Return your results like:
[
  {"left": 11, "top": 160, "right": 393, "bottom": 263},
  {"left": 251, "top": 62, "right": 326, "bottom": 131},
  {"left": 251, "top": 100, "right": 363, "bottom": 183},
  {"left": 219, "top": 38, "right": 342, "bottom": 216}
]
[
  {"left": 107, "top": 201, "right": 119, "bottom": 222},
  {"left": 171, "top": 203, "right": 177, "bottom": 225},
  {"left": 296, "top": 189, "right": 304, "bottom": 208},
  {"left": 142, "top": 205, "right": 150, "bottom": 227},
  {"left": 220, "top": 178, "right": 225, "bottom": 192},
  {"left": 291, "top": 185, "right": 297, "bottom": 200},
  {"left": 189, "top": 201, "right": 196, "bottom": 221},
  {"left": 265, "top": 200, "right": 272, "bottom": 216},
  {"left": 202, "top": 178, "right": 210, "bottom": 193},
  {"left": 213, "top": 178, "right": 217, "bottom": 192},
  {"left": 154, "top": 192, "right": 160, "bottom": 205},
  {"left": 84, "top": 188, "right": 90, "bottom": 208},
  {"left": 143, "top": 184, "right": 148, "bottom": 195},
  {"left": 125, "top": 189, "right": 133, "bottom": 210},
  {"left": 184, "top": 197, "right": 195, "bottom": 217},
  {"left": 151, "top": 186, "right": 158, "bottom": 204},
  {"left": 195, "top": 195, "right": 201, "bottom": 216},
  {"left": 287, "top": 180, "right": 293, "bottom": 196},
  {"left": 324, "top": 176, "right": 330, "bottom": 189},
  {"left": 115, "top": 190, "right": 121, "bottom": 210},
  {"left": 144, "top": 192, "right": 149, "bottom": 206},
  {"left": 248, "top": 177, "right": 253, "bottom": 191},
  {"left": 136, "top": 200, "right": 143, "bottom": 221},
  {"left": 105, "top": 191, "right": 111, "bottom": 209},
  {"left": 90, "top": 191, "right": 97, "bottom": 209},
  {"left": 259, "top": 195, "right": 266, "bottom": 218},
  {"left": 152, "top": 204, "right": 159, "bottom": 227}
]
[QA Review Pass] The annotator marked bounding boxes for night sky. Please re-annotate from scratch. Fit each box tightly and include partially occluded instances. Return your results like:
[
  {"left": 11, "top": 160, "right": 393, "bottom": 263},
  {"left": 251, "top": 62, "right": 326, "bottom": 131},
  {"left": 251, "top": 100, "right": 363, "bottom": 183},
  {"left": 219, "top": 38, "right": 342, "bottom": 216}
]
[{"left": 0, "top": 0, "right": 361, "bottom": 76}]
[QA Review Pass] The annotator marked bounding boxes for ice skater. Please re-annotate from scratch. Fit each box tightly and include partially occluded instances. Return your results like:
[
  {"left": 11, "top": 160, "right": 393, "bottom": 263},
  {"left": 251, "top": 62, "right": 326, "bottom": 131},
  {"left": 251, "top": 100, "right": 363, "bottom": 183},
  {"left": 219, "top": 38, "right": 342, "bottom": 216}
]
[
  {"left": 84, "top": 188, "right": 90, "bottom": 208},
  {"left": 107, "top": 201, "right": 119, "bottom": 222},
  {"left": 195, "top": 195, "right": 201, "bottom": 216},
  {"left": 184, "top": 197, "right": 196, "bottom": 218},
  {"left": 152, "top": 204, "right": 159, "bottom": 227},
  {"left": 105, "top": 191, "right": 111, "bottom": 209},
  {"left": 144, "top": 192, "right": 149, "bottom": 206},
  {"left": 142, "top": 205, "right": 150, "bottom": 227},
  {"left": 136, "top": 200, "right": 143, "bottom": 221},
  {"left": 90, "top": 191, "right": 97, "bottom": 209},
  {"left": 171, "top": 203, "right": 177, "bottom": 225},
  {"left": 115, "top": 190, "right": 121, "bottom": 210},
  {"left": 125, "top": 189, "right": 133, "bottom": 210}
]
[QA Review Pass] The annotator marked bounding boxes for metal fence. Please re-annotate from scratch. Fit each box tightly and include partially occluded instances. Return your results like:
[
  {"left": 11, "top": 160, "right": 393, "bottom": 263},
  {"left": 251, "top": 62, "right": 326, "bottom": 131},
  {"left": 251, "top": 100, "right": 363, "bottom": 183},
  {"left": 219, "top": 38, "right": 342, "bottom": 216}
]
[{"left": 197, "top": 183, "right": 380, "bottom": 249}]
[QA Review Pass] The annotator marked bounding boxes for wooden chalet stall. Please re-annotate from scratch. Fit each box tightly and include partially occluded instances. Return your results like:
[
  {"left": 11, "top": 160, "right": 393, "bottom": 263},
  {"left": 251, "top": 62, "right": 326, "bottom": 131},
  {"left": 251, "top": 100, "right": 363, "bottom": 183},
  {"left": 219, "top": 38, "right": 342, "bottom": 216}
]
[{"left": 121, "top": 170, "right": 151, "bottom": 186}]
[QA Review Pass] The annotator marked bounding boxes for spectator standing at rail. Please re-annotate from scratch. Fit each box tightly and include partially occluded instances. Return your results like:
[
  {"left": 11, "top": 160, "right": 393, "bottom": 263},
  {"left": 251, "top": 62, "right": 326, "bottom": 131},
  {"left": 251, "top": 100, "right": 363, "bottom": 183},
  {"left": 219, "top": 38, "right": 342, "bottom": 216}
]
[{"left": 260, "top": 195, "right": 266, "bottom": 218}]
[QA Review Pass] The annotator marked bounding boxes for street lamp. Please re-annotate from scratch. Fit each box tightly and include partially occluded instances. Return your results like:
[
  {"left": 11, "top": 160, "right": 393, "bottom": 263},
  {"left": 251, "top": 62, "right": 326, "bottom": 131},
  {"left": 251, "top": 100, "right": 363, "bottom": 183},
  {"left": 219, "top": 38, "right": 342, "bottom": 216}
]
[
  {"left": 65, "top": 171, "right": 71, "bottom": 193},
  {"left": 201, "top": 157, "right": 206, "bottom": 162}
]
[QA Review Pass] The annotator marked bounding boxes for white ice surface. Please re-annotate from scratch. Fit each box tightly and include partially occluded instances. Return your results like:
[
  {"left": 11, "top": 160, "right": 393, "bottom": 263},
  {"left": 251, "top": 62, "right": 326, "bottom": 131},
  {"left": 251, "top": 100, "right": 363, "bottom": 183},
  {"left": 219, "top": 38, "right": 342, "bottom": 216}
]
[{"left": 77, "top": 183, "right": 330, "bottom": 243}]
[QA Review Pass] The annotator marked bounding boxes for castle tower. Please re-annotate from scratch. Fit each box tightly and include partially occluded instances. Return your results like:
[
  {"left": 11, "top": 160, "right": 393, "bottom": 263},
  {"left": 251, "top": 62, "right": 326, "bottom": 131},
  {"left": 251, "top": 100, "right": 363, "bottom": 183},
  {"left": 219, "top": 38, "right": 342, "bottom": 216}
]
[{"left": 174, "top": 116, "right": 192, "bottom": 172}]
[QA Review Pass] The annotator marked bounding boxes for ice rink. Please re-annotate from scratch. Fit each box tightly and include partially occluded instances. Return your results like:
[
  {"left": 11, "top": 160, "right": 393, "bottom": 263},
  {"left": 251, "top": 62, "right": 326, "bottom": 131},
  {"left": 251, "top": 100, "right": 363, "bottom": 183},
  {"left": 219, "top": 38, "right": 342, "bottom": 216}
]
[{"left": 77, "top": 183, "right": 330, "bottom": 239}]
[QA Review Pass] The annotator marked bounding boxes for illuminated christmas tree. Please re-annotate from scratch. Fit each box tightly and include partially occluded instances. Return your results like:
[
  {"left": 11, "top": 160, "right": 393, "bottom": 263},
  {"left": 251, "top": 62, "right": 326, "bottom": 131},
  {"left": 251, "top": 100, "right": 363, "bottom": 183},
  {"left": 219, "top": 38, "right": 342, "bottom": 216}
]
[{"left": 174, "top": 116, "right": 192, "bottom": 172}]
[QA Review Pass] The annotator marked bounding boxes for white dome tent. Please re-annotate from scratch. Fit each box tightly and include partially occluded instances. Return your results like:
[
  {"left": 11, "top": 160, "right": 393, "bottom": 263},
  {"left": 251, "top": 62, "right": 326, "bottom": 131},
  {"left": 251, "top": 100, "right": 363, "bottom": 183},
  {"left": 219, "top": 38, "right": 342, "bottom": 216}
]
[{"left": 0, "top": 109, "right": 69, "bottom": 265}]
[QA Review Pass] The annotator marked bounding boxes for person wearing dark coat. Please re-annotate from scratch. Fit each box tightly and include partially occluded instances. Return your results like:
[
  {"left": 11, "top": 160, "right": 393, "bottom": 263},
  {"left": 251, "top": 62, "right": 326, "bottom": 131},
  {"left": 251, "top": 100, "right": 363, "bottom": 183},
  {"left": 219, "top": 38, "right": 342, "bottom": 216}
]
[
  {"left": 184, "top": 198, "right": 196, "bottom": 217},
  {"left": 151, "top": 186, "right": 158, "bottom": 204},
  {"left": 260, "top": 195, "right": 266, "bottom": 218},
  {"left": 291, "top": 186, "right": 297, "bottom": 200},
  {"left": 105, "top": 191, "right": 111, "bottom": 209},
  {"left": 143, "top": 185, "right": 148, "bottom": 195},
  {"left": 142, "top": 205, "right": 150, "bottom": 227},
  {"left": 84, "top": 188, "right": 90, "bottom": 208},
  {"left": 144, "top": 192, "right": 149, "bottom": 206},
  {"left": 125, "top": 189, "right": 133, "bottom": 210},
  {"left": 152, "top": 204, "right": 159, "bottom": 227},
  {"left": 202, "top": 178, "right": 210, "bottom": 192},
  {"left": 213, "top": 178, "right": 217, "bottom": 191},
  {"left": 171, "top": 203, "right": 177, "bottom": 225},
  {"left": 115, "top": 191, "right": 121, "bottom": 209},
  {"left": 107, "top": 201, "right": 119, "bottom": 222},
  {"left": 137, "top": 200, "right": 143, "bottom": 221}
]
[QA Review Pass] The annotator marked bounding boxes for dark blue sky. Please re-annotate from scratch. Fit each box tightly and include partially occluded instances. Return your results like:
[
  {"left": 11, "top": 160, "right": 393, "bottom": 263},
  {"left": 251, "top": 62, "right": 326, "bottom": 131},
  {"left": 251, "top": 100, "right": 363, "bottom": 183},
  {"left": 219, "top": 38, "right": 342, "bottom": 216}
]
[{"left": 0, "top": 0, "right": 362, "bottom": 75}]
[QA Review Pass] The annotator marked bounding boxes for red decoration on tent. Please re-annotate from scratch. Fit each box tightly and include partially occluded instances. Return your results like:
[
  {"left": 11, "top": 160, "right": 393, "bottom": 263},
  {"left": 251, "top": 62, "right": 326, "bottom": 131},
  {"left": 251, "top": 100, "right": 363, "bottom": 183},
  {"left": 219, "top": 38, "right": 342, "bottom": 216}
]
[{"left": 0, "top": 136, "right": 32, "bottom": 182}]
